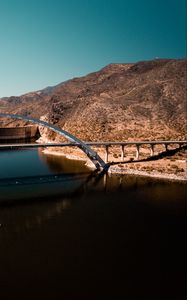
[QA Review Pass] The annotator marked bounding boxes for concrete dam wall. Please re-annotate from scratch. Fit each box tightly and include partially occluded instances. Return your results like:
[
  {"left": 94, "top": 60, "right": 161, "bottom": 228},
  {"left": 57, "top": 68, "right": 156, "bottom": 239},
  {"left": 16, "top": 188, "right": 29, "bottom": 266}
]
[{"left": 0, "top": 126, "right": 40, "bottom": 140}]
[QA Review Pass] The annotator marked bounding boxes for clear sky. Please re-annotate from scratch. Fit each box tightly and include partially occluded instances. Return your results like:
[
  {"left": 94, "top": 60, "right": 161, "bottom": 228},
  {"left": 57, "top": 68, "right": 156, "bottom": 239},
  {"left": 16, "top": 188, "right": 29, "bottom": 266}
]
[{"left": 0, "top": 0, "right": 186, "bottom": 97}]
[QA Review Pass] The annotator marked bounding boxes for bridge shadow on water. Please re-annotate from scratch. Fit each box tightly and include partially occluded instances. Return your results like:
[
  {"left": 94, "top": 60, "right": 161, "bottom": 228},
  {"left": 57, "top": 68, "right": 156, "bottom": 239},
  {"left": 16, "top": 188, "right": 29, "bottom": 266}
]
[
  {"left": 0, "top": 144, "right": 186, "bottom": 205},
  {"left": 0, "top": 163, "right": 186, "bottom": 300},
  {"left": 0, "top": 169, "right": 108, "bottom": 205}
]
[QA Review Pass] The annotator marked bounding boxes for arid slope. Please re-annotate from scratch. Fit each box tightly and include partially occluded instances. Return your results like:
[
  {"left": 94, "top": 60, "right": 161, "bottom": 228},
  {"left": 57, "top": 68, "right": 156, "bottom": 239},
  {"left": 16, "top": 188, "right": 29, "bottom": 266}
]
[{"left": 0, "top": 59, "right": 186, "bottom": 142}]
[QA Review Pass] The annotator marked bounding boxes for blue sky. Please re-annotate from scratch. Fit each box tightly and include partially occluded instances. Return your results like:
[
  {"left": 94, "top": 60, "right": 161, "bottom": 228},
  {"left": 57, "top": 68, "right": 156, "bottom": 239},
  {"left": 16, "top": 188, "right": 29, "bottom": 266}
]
[{"left": 0, "top": 0, "right": 186, "bottom": 97}]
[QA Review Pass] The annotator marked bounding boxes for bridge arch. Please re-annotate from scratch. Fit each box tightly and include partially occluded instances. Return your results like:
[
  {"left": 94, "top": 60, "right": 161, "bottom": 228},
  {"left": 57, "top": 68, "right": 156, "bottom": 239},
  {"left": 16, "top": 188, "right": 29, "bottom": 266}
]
[{"left": 0, "top": 113, "right": 107, "bottom": 171}]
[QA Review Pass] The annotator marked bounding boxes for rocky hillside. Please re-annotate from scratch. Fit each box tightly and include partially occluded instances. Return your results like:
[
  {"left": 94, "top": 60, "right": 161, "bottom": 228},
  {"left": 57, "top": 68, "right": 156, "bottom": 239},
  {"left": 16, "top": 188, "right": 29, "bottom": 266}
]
[{"left": 0, "top": 59, "right": 186, "bottom": 142}]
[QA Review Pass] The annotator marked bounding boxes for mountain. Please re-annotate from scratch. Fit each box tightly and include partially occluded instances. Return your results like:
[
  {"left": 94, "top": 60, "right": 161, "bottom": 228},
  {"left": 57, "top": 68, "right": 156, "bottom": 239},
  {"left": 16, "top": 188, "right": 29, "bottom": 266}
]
[{"left": 0, "top": 58, "right": 186, "bottom": 142}]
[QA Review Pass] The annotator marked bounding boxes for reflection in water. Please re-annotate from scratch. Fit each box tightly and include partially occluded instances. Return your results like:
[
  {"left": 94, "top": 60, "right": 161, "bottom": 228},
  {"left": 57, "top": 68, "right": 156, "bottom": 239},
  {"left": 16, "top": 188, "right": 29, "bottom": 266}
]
[
  {"left": 38, "top": 148, "right": 89, "bottom": 173},
  {"left": 0, "top": 170, "right": 186, "bottom": 233},
  {"left": 0, "top": 148, "right": 186, "bottom": 228},
  {"left": 0, "top": 198, "right": 72, "bottom": 233},
  {"left": 0, "top": 148, "right": 186, "bottom": 299}
]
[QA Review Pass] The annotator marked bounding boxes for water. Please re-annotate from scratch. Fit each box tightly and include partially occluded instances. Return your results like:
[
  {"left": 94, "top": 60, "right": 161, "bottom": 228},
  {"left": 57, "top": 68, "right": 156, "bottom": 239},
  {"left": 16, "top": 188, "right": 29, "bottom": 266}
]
[{"left": 0, "top": 148, "right": 186, "bottom": 299}]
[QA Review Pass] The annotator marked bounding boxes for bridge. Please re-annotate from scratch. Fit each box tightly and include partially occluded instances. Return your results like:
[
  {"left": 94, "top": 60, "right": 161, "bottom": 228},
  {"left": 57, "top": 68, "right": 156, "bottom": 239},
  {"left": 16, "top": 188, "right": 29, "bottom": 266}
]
[
  {"left": 0, "top": 113, "right": 107, "bottom": 171},
  {"left": 0, "top": 113, "right": 186, "bottom": 167},
  {"left": 0, "top": 140, "right": 187, "bottom": 162}
]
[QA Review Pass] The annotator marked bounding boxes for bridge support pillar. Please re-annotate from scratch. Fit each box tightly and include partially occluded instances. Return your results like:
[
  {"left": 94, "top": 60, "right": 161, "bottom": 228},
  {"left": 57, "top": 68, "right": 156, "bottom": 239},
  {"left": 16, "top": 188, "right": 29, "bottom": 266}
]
[
  {"left": 150, "top": 144, "right": 155, "bottom": 156},
  {"left": 164, "top": 144, "right": 168, "bottom": 151},
  {"left": 178, "top": 143, "right": 182, "bottom": 148},
  {"left": 135, "top": 145, "right": 140, "bottom": 160},
  {"left": 121, "top": 145, "right": 125, "bottom": 161},
  {"left": 105, "top": 145, "right": 109, "bottom": 163}
]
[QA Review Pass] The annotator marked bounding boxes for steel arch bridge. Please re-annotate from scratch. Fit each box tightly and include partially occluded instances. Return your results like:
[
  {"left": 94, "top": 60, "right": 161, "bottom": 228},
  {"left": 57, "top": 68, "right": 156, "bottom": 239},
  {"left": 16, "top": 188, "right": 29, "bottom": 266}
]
[{"left": 0, "top": 113, "right": 107, "bottom": 171}]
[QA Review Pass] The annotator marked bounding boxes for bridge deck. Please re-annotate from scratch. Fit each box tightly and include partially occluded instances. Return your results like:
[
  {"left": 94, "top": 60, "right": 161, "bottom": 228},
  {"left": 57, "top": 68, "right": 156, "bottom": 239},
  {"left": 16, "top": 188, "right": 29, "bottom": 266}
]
[
  {"left": 0, "top": 113, "right": 186, "bottom": 169},
  {"left": 0, "top": 141, "right": 186, "bottom": 149}
]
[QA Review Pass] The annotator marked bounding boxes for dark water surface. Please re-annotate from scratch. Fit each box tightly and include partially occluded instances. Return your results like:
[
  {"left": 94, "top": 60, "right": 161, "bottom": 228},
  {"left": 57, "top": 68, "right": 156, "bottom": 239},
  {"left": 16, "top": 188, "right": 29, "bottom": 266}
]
[{"left": 0, "top": 149, "right": 186, "bottom": 299}]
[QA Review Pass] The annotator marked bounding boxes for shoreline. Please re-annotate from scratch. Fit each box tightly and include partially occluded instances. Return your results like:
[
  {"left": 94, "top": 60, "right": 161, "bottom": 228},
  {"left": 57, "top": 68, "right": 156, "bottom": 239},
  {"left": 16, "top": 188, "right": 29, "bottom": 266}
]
[
  {"left": 108, "top": 166, "right": 187, "bottom": 182},
  {"left": 42, "top": 148, "right": 187, "bottom": 182}
]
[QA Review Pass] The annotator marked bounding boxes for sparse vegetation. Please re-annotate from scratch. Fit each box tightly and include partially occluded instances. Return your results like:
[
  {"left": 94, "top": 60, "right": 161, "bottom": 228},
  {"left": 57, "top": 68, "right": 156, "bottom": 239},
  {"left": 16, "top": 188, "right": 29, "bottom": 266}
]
[
  {"left": 0, "top": 59, "right": 186, "bottom": 180},
  {"left": 0, "top": 59, "right": 186, "bottom": 143}
]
